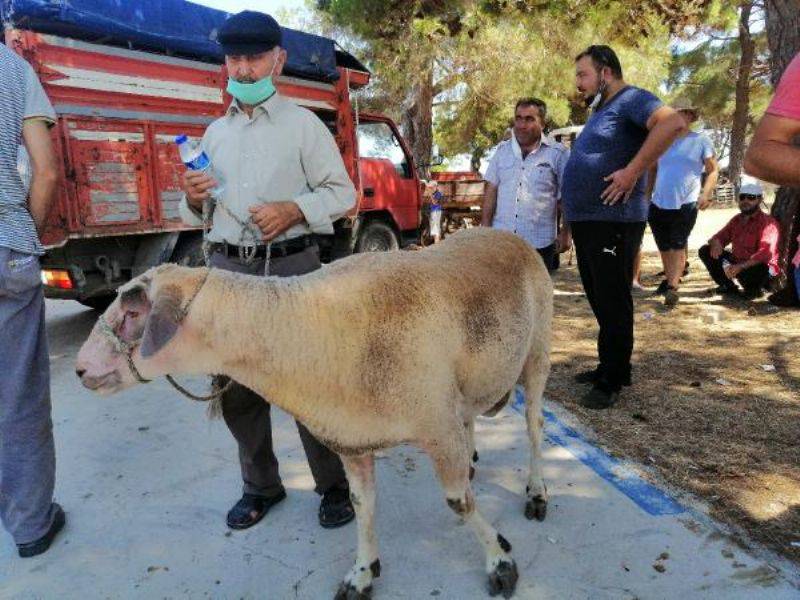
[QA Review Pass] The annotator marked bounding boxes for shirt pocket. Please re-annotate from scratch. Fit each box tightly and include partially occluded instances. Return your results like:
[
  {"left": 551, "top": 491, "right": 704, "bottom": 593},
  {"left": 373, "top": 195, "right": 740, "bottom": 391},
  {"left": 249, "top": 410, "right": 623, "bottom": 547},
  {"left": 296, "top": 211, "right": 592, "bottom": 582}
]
[
  {"left": 0, "top": 251, "right": 42, "bottom": 296},
  {"left": 532, "top": 162, "right": 557, "bottom": 197}
]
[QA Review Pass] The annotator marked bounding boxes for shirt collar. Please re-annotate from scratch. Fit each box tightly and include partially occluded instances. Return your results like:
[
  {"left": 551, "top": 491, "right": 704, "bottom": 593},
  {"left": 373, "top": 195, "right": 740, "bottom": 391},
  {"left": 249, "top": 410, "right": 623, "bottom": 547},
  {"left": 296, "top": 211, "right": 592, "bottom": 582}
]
[
  {"left": 226, "top": 92, "right": 283, "bottom": 121},
  {"left": 510, "top": 132, "right": 552, "bottom": 161},
  {"left": 736, "top": 209, "right": 766, "bottom": 224}
]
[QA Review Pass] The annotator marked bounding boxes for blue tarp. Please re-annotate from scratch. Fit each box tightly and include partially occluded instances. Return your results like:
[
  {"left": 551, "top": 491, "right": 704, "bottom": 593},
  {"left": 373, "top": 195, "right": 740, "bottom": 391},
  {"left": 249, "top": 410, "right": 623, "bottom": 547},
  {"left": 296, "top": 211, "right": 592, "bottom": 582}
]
[{"left": 0, "top": 0, "right": 352, "bottom": 82}]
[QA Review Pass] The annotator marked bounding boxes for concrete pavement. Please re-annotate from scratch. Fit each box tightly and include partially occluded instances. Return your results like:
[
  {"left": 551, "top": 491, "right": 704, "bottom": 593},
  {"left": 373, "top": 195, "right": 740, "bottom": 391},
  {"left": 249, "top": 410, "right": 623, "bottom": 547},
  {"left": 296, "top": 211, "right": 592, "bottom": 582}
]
[{"left": 0, "top": 298, "right": 798, "bottom": 599}]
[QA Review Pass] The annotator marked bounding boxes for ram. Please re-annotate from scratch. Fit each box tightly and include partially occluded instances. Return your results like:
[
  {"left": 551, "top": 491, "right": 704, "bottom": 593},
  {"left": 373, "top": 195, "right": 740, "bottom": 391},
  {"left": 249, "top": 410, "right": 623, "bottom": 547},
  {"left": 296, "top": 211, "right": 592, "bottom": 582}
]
[{"left": 76, "top": 227, "right": 553, "bottom": 599}]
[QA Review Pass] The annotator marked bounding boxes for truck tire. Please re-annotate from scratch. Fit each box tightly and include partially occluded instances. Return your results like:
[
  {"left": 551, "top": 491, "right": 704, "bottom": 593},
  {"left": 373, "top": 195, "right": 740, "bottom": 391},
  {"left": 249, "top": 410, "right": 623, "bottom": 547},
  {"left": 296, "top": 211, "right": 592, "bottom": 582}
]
[
  {"left": 171, "top": 235, "right": 206, "bottom": 267},
  {"left": 355, "top": 220, "right": 399, "bottom": 253}
]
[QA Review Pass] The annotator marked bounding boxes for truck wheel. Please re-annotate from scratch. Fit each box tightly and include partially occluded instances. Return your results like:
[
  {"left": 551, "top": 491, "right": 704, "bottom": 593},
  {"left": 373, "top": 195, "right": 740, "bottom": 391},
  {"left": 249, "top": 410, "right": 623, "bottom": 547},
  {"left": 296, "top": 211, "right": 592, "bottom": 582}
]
[
  {"left": 78, "top": 296, "right": 113, "bottom": 311},
  {"left": 171, "top": 235, "right": 206, "bottom": 267},
  {"left": 355, "top": 220, "right": 399, "bottom": 253}
]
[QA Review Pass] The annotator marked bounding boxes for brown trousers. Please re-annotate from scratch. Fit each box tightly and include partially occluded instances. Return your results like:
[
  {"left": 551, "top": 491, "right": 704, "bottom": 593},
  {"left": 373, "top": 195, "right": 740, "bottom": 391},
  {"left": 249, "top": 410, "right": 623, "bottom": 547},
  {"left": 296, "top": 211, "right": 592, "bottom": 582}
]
[{"left": 209, "top": 245, "right": 347, "bottom": 497}]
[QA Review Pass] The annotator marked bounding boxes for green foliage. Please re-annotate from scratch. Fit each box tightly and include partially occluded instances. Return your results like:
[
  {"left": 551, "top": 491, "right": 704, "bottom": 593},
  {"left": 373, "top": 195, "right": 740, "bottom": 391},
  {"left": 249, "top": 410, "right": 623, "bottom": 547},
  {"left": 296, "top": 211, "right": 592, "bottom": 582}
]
[
  {"left": 666, "top": 5, "right": 772, "bottom": 160},
  {"left": 315, "top": 0, "right": 760, "bottom": 165},
  {"left": 434, "top": 4, "right": 671, "bottom": 159}
]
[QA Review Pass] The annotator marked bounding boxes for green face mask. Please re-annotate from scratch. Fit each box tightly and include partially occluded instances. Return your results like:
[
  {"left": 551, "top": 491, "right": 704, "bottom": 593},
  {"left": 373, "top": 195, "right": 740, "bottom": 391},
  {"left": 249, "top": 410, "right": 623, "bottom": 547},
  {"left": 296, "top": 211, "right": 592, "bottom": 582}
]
[{"left": 226, "top": 75, "right": 276, "bottom": 106}]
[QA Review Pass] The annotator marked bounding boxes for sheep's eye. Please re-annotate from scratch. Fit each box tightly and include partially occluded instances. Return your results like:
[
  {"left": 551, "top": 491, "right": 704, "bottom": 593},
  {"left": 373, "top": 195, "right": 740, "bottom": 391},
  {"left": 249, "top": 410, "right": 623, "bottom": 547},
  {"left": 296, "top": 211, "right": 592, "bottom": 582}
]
[{"left": 128, "top": 311, "right": 139, "bottom": 319}]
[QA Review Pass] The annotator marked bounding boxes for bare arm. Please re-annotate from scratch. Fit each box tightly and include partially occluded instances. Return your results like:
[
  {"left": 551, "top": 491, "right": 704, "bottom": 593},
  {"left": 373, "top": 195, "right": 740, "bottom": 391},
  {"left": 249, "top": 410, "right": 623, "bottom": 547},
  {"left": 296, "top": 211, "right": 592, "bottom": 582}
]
[
  {"left": 481, "top": 182, "right": 498, "bottom": 226},
  {"left": 602, "top": 106, "right": 687, "bottom": 205},
  {"left": 22, "top": 119, "right": 59, "bottom": 236},
  {"left": 744, "top": 113, "right": 800, "bottom": 186},
  {"left": 698, "top": 156, "right": 719, "bottom": 210}
]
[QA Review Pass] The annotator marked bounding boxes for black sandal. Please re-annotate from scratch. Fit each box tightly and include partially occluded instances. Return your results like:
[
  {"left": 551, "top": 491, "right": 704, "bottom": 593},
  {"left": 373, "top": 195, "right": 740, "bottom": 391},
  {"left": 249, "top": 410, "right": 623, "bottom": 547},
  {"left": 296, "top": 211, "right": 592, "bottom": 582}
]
[
  {"left": 319, "top": 487, "right": 355, "bottom": 529},
  {"left": 226, "top": 491, "right": 286, "bottom": 530}
]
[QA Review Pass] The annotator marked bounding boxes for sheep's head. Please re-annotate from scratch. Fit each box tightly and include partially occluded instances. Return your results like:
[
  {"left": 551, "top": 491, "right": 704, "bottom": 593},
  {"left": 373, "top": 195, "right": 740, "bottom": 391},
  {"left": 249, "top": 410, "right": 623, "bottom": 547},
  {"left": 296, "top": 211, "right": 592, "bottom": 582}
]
[{"left": 76, "top": 264, "right": 208, "bottom": 394}]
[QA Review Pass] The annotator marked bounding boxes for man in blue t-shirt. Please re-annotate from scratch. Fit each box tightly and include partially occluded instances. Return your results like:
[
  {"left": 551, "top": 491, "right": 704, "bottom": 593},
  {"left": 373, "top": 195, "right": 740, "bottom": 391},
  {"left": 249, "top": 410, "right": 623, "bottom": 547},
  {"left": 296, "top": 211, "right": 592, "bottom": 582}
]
[
  {"left": 647, "top": 99, "right": 719, "bottom": 306},
  {"left": 562, "top": 45, "right": 687, "bottom": 409}
]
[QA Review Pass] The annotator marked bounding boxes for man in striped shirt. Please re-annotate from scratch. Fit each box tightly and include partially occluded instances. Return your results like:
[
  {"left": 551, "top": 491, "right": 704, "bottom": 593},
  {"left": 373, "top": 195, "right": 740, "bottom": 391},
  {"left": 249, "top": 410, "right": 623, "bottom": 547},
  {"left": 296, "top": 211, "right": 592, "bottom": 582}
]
[{"left": 0, "top": 42, "right": 63, "bottom": 557}]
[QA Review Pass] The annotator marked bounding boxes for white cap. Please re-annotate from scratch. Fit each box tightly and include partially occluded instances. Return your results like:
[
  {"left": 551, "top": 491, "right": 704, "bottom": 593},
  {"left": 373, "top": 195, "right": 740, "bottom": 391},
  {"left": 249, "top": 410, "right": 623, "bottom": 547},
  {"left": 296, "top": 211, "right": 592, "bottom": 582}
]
[{"left": 739, "top": 181, "right": 764, "bottom": 196}]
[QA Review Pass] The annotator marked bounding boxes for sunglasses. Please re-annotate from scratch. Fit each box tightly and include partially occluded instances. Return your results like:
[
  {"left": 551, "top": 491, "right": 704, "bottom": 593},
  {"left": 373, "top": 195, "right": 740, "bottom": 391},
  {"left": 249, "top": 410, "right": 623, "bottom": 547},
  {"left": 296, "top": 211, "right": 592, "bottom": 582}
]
[{"left": 738, "top": 194, "right": 761, "bottom": 201}]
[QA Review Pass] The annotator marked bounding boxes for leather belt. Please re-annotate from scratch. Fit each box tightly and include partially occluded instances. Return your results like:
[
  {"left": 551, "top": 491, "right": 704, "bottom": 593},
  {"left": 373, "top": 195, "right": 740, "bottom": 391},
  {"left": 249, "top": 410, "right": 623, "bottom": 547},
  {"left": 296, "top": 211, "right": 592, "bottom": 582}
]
[{"left": 212, "top": 235, "right": 315, "bottom": 260}]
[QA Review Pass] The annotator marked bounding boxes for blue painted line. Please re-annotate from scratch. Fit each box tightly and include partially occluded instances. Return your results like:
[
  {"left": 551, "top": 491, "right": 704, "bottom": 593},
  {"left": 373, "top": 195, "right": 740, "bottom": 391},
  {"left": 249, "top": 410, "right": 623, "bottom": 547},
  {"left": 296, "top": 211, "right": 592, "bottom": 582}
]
[{"left": 512, "top": 387, "right": 685, "bottom": 516}]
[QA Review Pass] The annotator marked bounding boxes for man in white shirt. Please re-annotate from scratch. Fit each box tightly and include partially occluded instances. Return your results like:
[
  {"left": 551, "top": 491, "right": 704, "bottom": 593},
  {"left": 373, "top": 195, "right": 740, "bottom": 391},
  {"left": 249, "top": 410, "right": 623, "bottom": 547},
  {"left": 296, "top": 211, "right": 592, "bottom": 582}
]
[
  {"left": 180, "top": 10, "right": 356, "bottom": 532},
  {"left": 481, "top": 98, "right": 570, "bottom": 270},
  {"left": 647, "top": 99, "right": 719, "bottom": 306}
]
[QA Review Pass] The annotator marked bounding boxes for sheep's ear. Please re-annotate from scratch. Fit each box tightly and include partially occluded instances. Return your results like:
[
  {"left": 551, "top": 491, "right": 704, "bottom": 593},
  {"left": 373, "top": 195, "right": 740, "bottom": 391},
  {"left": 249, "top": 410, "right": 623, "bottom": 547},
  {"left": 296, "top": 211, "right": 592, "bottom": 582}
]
[
  {"left": 140, "top": 284, "right": 183, "bottom": 358},
  {"left": 119, "top": 283, "right": 149, "bottom": 313}
]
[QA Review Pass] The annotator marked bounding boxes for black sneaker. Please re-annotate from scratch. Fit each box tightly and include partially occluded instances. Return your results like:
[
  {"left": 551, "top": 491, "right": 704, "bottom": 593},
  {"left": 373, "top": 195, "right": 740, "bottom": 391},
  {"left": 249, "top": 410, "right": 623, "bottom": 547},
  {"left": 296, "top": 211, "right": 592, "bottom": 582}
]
[
  {"left": 17, "top": 504, "right": 65, "bottom": 558},
  {"left": 319, "top": 486, "right": 355, "bottom": 529},
  {"left": 574, "top": 368, "right": 602, "bottom": 384},
  {"left": 714, "top": 285, "right": 740, "bottom": 296},
  {"left": 579, "top": 386, "right": 620, "bottom": 410},
  {"left": 575, "top": 368, "right": 631, "bottom": 387},
  {"left": 743, "top": 288, "right": 765, "bottom": 300},
  {"left": 664, "top": 286, "right": 679, "bottom": 307},
  {"left": 653, "top": 280, "right": 669, "bottom": 296}
]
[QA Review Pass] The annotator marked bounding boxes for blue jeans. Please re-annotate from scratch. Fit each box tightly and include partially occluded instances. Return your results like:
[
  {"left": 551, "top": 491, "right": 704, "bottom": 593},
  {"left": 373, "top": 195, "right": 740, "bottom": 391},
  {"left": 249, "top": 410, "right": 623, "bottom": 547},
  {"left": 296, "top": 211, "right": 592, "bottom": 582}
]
[{"left": 0, "top": 248, "right": 57, "bottom": 544}]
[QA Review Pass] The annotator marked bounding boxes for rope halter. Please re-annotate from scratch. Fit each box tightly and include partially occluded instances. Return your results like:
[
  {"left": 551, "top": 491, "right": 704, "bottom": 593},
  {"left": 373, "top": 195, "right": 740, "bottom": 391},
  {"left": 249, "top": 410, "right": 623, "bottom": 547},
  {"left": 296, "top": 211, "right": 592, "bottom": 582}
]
[{"left": 95, "top": 269, "right": 231, "bottom": 402}]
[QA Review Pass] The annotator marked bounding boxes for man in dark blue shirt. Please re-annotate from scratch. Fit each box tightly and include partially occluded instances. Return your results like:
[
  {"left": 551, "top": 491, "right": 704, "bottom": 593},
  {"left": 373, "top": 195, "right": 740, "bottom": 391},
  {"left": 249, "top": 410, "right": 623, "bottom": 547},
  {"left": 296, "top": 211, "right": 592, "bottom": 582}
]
[{"left": 562, "top": 45, "right": 686, "bottom": 409}]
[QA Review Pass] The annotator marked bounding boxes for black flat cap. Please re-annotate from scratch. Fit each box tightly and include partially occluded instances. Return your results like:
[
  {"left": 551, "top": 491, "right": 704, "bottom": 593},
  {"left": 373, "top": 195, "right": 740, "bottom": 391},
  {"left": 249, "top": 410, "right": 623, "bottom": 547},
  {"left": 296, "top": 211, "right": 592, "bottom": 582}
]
[{"left": 217, "top": 10, "right": 282, "bottom": 56}]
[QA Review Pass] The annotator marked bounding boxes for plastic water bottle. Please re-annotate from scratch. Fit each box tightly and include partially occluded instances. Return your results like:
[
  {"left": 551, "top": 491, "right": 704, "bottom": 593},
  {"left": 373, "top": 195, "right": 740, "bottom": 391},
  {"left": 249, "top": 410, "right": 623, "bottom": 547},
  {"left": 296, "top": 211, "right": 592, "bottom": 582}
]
[{"left": 175, "top": 134, "right": 224, "bottom": 199}]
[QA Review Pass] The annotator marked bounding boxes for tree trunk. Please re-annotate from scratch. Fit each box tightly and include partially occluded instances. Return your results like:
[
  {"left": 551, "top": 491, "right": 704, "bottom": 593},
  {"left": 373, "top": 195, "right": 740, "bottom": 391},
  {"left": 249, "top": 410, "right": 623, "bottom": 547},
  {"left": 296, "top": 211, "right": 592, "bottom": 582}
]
[
  {"left": 401, "top": 59, "right": 434, "bottom": 179},
  {"left": 470, "top": 149, "right": 482, "bottom": 173},
  {"left": 765, "top": 0, "right": 800, "bottom": 84},
  {"left": 765, "top": 0, "right": 800, "bottom": 304},
  {"left": 728, "top": 2, "right": 755, "bottom": 192}
]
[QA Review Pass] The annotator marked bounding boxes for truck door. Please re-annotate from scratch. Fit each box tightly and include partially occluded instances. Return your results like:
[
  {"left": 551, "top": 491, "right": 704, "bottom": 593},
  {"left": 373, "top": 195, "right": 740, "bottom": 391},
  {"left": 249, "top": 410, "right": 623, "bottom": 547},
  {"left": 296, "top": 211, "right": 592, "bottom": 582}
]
[
  {"left": 357, "top": 120, "right": 420, "bottom": 233},
  {"left": 65, "top": 119, "right": 155, "bottom": 229}
]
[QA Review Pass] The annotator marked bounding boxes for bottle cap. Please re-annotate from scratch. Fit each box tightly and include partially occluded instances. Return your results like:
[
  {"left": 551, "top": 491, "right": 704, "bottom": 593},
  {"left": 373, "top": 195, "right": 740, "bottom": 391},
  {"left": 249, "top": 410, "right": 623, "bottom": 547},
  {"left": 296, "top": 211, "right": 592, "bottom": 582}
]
[{"left": 174, "top": 134, "right": 188, "bottom": 145}]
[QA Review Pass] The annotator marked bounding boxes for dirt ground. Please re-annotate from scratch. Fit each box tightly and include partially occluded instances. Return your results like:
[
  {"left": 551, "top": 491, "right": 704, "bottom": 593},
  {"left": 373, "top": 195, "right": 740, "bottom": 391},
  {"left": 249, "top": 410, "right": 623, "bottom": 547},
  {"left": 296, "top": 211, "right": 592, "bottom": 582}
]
[{"left": 547, "top": 207, "right": 800, "bottom": 565}]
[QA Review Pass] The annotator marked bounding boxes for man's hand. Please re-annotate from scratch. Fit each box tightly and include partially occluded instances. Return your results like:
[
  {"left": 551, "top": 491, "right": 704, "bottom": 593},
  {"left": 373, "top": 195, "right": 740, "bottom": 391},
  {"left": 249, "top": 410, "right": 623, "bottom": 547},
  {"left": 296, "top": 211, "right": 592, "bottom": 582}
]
[
  {"left": 698, "top": 195, "right": 713, "bottom": 211},
  {"left": 182, "top": 170, "right": 218, "bottom": 210},
  {"left": 724, "top": 262, "right": 743, "bottom": 280},
  {"left": 709, "top": 238, "right": 724, "bottom": 259},
  {"left": 249, "top": 202, "right": 304, "bottom": 241},
  {"left": 556, "top": 228, "right": 572, "bottom": 253},
  {"left": 601, "top": 166, "right": 639, "bottom": 205}
]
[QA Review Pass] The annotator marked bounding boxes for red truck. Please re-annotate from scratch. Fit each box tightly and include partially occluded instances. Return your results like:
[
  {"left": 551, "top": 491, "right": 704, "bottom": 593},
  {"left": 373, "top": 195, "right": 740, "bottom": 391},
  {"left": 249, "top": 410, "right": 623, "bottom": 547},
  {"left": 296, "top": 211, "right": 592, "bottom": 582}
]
[{"left": 3, "top": 0, "right": 423, "bottom": 308}]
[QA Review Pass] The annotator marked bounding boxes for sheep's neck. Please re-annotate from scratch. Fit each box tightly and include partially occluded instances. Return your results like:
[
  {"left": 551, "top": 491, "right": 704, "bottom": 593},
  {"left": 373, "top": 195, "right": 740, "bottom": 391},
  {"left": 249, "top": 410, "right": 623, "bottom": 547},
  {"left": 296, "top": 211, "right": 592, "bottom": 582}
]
[{"left": 194, "top": 273, "right": 319, "bottom": 418}]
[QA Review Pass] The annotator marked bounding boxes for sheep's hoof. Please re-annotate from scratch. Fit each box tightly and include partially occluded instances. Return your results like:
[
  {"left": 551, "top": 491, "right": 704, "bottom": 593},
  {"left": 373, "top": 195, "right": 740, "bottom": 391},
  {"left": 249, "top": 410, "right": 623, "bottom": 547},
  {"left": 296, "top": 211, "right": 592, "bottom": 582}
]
[
  {"left": 334, "top": 582, "right": 372, "bottom": 600},
  {"left": 473, "top": 450, "right": 479, "bottom": 463},
  {"left": 487, "top": 558, "right": 518, "bottom": 598},
  {"left": 469, "top": 465, "right": 476, "bottom": 480},
  {"left": 524, "top": 496, "right": 547, "bottom": 521}
]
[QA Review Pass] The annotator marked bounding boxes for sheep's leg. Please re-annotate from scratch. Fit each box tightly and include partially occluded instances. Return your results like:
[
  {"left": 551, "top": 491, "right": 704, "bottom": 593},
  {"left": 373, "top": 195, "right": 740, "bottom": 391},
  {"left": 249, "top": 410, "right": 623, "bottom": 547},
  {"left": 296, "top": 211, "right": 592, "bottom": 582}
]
[
  {"left": 522, "top": 349, "right": 550, "bottom": 521},
  {"left": 426, "top": 430, "right": 518, "bottom": 598},
  {"left": 335, "top": 454, "right": 379, "bottom": 600},
  {"left": 465, "top": 419, "right": 477, "bottom": 480}
]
